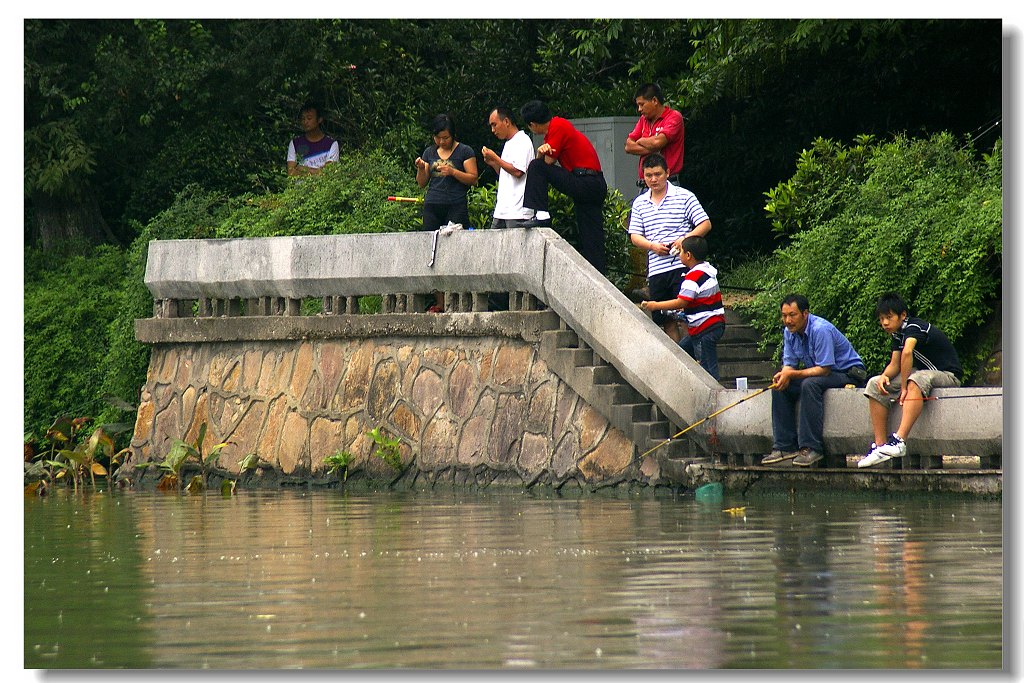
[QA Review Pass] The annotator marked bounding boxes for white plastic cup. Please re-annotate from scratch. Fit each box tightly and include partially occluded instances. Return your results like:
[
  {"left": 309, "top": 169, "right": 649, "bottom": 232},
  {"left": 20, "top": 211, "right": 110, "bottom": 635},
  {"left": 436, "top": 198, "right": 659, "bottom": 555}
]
[{"left": 736, "top": 377, "right": 748, "bottom": 390}]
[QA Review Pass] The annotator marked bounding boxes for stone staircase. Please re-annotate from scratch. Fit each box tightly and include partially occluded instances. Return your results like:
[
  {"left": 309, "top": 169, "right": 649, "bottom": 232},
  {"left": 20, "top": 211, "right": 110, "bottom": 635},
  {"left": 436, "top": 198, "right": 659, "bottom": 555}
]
[
  {"left": 706, "top": 308, "right": 776, "bottom": 389},
  {"left": 538, "top": 326, "right": 702, "bottom": 465},
  {"left": 537, "top": 305, "right": 776, "bottom": 469}
]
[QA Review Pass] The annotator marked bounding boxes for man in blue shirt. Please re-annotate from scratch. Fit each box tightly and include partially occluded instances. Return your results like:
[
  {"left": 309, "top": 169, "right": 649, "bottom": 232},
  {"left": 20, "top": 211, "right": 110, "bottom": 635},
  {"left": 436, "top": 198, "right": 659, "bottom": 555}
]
[{"left": 762, "top": 294, "right": 866, "bottom": 467}]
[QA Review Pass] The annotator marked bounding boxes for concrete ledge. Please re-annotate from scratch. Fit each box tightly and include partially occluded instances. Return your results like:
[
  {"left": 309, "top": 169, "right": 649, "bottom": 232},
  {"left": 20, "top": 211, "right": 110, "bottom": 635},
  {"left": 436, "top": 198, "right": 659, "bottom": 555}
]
[
  {"left": 690, "top": 463, "right": 1001, "bottom": 496},
  {"left": 709, "top": 386, "right": 1002, "bottom": 457},
  {"left": 135, "top": 310, "right": 562, "bottom": 344}
]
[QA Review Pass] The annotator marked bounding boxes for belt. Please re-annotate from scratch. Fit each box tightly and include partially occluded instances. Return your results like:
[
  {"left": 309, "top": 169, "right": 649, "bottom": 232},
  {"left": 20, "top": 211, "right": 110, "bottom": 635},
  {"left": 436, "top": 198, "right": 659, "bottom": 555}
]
[{"left": 572, "top": 168, "right": 602, "bottom": 177}]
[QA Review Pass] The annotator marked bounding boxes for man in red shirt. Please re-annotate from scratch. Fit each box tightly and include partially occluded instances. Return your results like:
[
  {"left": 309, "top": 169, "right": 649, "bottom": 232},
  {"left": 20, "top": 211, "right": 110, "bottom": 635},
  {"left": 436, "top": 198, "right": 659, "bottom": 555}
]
[
  {"left": 624, "top": 83, "right": 684, "bottom": 186},
  {"left": 519, "top": 99, "right": 609, "bottom": 275}
]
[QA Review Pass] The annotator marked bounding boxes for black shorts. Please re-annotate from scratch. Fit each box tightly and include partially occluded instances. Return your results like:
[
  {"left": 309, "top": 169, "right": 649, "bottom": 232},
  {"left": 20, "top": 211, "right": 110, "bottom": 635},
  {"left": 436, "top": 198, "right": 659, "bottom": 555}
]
[
  {"left": 422, "top": 202, "right": 470, "bottom": 231},
  {"left": 648, "top": 267, "right": 686, "bottom": 326}
]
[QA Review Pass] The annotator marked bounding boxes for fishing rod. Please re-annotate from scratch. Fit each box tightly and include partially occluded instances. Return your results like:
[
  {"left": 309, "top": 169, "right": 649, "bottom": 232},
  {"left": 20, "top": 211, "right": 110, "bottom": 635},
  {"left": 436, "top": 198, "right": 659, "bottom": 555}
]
[
  {"left": 636, "top": 383, "right": 776, "bottom": 461},
  {"left": 899, "top": 392, "right": 1002, "bottom": 402},
  {"left": 387, "top": 195, "right": 423, "bottom": 203}
]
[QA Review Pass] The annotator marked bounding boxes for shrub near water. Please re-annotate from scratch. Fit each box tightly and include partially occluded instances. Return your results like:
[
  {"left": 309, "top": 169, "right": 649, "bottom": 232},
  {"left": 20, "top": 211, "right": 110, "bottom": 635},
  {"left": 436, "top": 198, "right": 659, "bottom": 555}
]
[
  {"left": 24, "top": 245, "right": 127, "bottom": 435},
  {"left": 738, "top": 133, "right": 1002, "bottom": 381}
]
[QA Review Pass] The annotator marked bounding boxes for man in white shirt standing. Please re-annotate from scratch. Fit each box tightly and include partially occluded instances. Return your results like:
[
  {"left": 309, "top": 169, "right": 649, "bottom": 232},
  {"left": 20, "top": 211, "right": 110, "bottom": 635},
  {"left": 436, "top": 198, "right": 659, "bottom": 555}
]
[{"left": 481, "top": 107, "right": 549, "bottom": 228}]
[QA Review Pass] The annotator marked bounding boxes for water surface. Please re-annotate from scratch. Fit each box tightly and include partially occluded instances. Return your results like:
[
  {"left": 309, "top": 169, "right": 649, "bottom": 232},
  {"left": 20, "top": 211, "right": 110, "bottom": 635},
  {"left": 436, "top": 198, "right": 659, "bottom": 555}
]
[{"left": 24, "top": 488, "right": 1002, "bottom": 669}]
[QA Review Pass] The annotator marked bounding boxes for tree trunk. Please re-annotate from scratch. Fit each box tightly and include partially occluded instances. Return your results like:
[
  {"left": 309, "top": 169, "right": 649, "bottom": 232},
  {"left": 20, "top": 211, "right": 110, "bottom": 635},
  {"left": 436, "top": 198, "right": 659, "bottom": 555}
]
[{"left": 29, "top": 190, "right": 118, "bottom": 252}]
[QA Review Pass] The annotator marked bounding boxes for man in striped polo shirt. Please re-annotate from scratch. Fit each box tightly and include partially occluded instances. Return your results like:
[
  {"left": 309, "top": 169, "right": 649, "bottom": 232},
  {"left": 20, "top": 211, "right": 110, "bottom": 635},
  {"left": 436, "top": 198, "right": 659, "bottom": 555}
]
[
  {"left": 641, "top": 235, "right": 726, "bottom": 379},
  {"left": 628, "top": 153, "right": 711, "bottom": 342}
]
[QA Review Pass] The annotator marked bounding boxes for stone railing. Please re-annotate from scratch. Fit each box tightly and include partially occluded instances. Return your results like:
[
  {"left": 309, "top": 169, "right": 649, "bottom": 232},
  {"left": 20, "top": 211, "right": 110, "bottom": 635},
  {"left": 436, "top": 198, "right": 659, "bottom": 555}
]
[{"left": 141, "top": 230, "right": 721, "bottom": 432}]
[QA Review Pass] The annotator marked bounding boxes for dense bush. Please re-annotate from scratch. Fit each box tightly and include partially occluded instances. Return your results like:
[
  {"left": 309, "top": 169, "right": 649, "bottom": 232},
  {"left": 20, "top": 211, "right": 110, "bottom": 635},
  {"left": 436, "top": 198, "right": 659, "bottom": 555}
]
[
  {"left": 24, "top": 244, "right": 128, "bottom": 435},
  {"left": 736, "top": 133, "right": 1002, "bottom": 382}
]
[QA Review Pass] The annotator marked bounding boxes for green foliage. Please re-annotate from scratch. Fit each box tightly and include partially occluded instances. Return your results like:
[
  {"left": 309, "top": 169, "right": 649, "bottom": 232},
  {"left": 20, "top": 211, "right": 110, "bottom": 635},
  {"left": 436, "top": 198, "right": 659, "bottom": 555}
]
[
  {"left": 764, "top": 135, "right": 875, "bottom": 235},
  {"left": 216, "top": 149, "right": 422, "bottom": 238},
  {"left": 738, "top": 133, "right": 1002, "bottom": 382},
  {"left": 368, "top": 427, "right": 403, "bottom": 473},
  {"left": 324, "top": 449, "right": 354, "bottom": 481},
  {"left": 24, "top": 244, "right": 128, "bottom": 435}
]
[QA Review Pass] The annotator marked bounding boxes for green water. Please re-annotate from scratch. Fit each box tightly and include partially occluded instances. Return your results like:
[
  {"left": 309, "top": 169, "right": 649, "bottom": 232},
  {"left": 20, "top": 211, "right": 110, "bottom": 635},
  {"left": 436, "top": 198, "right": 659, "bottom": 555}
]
[{"left": 24, "top": 488, "right": 1002, "bottom": 669}]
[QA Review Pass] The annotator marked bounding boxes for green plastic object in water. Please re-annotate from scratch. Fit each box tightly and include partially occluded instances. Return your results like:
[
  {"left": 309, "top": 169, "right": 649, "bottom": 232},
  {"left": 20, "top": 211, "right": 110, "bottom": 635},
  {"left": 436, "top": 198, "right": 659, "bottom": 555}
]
[{"left": 695, "top": 482, "right": 723, "bottom": 503}]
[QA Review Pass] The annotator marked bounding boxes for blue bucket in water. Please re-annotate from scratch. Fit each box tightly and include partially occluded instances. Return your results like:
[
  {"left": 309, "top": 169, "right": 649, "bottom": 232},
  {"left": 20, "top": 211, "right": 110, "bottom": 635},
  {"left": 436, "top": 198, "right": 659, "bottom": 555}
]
[{"left": 694, "top": 482, "right": 723, "bottom": 503}]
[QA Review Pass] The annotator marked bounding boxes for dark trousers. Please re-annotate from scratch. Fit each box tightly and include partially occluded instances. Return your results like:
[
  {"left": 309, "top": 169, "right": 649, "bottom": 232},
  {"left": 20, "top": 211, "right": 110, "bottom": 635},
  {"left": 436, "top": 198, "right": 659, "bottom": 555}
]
[
  {"left": 523, "top": 159, "right": 608, "bottom": 274},
  {"left": 679, "top": 323, "right": 726, "bottom": 380},
  {"left": 771, "top": 372, "right": 853, "bottom": 453}
]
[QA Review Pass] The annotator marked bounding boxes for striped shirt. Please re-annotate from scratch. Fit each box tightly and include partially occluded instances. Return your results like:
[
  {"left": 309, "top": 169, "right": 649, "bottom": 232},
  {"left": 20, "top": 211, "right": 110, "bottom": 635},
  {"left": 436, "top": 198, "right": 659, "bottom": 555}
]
[
  {"left": 891, "top": 316, "right": 962, "bottom": 379},
  {"left": 628, "top": 183, "right": 709, "bottom": 277},
  {"left": 677, "top": 261, "right": 725, "bottom": 335}
]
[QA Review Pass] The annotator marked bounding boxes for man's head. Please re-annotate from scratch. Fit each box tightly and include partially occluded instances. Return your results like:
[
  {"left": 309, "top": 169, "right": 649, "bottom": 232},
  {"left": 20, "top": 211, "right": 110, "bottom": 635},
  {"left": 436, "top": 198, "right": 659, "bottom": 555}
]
[
  {"left": 299, "top": 101, "right": 324, "bottom": 135},
  {"left": 488, "top": 107, "right": 518, "bottom": 141},
  {"left": 875, "top": 292, "right": 909, "bottom": 334},
  {"left": 780, "top": 294, "right": 811, "bottom": 335},
  {"left": 641, "top": 153, "right": 669, "bottom": 192},
  {"left": 520, "top": 100, "right": 552, "bottom": 135},
  {"left": 634, "top": 83, "right": 665, "bottom": 120},
  {"left": 679, "top": 235, "right": 708, "bottom": 265}
]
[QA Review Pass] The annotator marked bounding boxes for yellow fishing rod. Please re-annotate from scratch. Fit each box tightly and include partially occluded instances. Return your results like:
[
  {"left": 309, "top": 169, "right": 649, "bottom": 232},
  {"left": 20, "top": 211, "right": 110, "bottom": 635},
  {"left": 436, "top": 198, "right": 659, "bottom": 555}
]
[{"left": 637, "top": 383, "right": 777, "bottom": 461}]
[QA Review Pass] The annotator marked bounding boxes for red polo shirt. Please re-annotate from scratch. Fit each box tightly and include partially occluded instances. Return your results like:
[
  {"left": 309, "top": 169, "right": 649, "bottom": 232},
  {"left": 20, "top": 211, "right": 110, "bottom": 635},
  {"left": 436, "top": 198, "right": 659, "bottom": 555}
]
[
  {"left": 628, "top": 106, "right": 684, "bottom": 176},
  {"left": 543, "top": 117, "right": 602, "bottom": 173}
]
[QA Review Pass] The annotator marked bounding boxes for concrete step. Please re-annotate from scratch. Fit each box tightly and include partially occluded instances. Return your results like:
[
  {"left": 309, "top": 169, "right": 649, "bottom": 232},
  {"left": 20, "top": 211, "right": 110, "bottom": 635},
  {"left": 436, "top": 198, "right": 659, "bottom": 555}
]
[
  {"left": 715, "top": 343, "right": 773, "bottom": 362},
  {"left": 573, "top": 364, "right": 619, "bottom": 387}
]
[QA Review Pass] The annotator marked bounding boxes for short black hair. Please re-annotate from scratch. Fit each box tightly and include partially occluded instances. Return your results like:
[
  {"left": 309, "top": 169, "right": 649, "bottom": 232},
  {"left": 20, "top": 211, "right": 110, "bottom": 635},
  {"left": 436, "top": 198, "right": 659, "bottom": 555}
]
[
  {"left": 634, "top": 83, "right": 663, "bottom": 102},
  {"left": 875, "top": 292, "right": 909, "bottom": 317},
  {"left": 431, "top": 113, "right": 456, "bottom": 138},
  {"left": 641, "top": 153, "right": 668, "bottom": 171},
  {"left": 520, "top": 100, "right": 551, "bottom": 126},
  {"left": 300, "top": 101, "right": 322, "bottom": 119},
  {"left": 680, "top": 235, "right": 708, "bottom": 261},
  {"left": 491, "top": 106, "right": 515, "bottom": 124},
  {"left": 781, "top": 293, "right": 810, "bottom": 312}
]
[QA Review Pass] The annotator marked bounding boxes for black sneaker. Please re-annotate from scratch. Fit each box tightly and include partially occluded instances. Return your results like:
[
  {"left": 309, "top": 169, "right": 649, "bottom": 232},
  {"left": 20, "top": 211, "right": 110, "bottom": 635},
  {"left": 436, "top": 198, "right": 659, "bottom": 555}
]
[{"left": 519, "top": 217, "right": 552, "bottom": 228}]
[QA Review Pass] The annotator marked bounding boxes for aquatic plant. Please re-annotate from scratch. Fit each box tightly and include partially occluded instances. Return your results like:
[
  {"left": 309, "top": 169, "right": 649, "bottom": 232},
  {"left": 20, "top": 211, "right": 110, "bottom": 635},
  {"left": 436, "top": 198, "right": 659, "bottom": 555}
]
[
  {"left": 37, "top": 416, "right": 128, "bottom": 490},
  {"left": 324, "top": 449, "right": 354, "bottom": 482},
  {"left": 368, "top": 427, "right": 403, "bottom": 473},
  {"left": 137, "top": 422, "right": 231, "bottom": 491}
]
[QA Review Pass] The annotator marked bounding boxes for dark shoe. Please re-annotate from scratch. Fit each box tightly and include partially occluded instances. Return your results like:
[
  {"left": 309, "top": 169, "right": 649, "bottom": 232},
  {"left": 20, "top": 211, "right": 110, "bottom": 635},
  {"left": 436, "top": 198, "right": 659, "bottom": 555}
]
[
  {"left": 519, "top": 217, "right": 552, "bottom": 228},
  {"left": 793, "top": 448, "right": 823, "bottom": 467},
  {"left": 761, "top": 449, "right": 798, "bottom": 465}
]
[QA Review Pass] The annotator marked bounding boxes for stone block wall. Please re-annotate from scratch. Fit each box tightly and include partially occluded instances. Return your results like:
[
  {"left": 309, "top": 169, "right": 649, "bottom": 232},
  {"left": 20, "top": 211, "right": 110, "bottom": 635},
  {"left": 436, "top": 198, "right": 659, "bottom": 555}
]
[{"left": 128, "top": 336, "right": 638, "bottom": 488}]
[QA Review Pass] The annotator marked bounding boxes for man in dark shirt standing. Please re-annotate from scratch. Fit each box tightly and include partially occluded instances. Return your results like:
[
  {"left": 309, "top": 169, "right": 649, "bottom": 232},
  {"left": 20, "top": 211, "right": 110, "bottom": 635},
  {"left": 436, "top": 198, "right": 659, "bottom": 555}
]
[
  {"left": 858, "top": 292, "right": 963, "bottom": 467},
  {"left": 519, "top": 100, "right": 609, "bottom": 275},
  {"left": 286, "top": 101, "right": 339, "bottom": 177}
]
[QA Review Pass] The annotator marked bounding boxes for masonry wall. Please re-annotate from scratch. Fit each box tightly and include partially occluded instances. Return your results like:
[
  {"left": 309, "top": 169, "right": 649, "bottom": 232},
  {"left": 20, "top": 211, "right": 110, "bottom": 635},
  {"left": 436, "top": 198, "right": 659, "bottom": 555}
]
[{"left": 129, "top": 336, "right": 640, "bottom": 488}]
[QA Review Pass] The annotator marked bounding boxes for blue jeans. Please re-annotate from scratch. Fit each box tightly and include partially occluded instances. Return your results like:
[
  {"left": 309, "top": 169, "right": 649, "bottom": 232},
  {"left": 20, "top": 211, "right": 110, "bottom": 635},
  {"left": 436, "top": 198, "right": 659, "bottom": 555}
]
[
  {"left": 771, "top": 371, "right": 854, "bottom": 453},
  {"left": 679, "top": 323, "right": 726, "bottom": 380}
]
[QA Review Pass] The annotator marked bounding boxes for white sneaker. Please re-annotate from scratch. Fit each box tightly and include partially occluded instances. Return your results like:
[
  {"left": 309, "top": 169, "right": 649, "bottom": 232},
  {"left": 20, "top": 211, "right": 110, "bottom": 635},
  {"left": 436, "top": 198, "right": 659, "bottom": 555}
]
[
  {"left": 857, "top": 443, "right": 887, "bottom": 468},
  {"left": 875, "top": 433, "right": 907, "bottom": 459}
]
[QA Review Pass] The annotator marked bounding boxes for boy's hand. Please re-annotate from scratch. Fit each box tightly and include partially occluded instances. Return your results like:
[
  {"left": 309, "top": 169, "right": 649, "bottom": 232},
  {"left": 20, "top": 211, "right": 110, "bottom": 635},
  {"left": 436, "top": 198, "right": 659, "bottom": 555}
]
[
  {"left": 898, "top": 386, "right": 909, "bottom": 406},
  {"left": 876, "top": 375, "right": 890, "bottom": 393}
]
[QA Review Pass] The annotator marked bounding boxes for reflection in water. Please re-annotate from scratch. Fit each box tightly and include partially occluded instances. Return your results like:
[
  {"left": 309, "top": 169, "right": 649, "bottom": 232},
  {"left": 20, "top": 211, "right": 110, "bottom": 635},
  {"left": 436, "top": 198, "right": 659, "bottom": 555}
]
[{"left": 25, "top": 490, "right": 1001, "bottom": 669}]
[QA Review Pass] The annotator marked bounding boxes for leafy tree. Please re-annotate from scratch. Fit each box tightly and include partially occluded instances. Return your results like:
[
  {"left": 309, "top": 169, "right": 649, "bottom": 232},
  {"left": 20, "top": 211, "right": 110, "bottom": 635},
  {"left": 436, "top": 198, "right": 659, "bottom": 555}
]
[{"left": 738, "top": 133, "right": 1002, "bottom": 382}]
